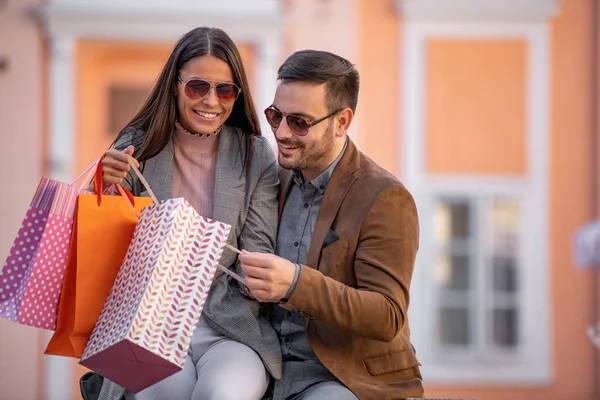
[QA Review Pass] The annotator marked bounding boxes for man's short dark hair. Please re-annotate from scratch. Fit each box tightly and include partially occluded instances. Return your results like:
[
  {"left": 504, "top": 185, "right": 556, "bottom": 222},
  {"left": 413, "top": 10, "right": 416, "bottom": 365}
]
[{"left": 277, "top": 50, "right": 360, "bottom": 114}]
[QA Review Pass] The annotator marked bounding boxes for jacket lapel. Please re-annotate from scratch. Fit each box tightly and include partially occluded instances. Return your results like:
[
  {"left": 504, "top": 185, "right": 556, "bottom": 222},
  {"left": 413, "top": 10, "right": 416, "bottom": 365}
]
[
  {"left": 306, "top": 139, "right": 361, "bottom": 269},
  {"left": 141, "top": 138, "right": 174, "bottom": 202},
  {"left": 278, "top": 169, "right": 293, "bottom": 220},
  {"left": 212, "top": 125, "right": 245, "bottom": 229}
]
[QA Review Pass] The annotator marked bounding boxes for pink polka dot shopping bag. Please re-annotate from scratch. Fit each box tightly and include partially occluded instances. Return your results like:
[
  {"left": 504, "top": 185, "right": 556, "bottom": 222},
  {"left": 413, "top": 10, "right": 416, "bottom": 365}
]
[{"left": 0, "top": 161, "right": 99, "bottom": 330}]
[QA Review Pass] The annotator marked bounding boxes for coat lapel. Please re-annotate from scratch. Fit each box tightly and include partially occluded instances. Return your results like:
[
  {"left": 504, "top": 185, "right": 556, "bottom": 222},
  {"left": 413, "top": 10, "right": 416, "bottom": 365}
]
[
  {"left": 141, "top": 138, "right": 174, "bottom": 202},
  {"left": 212, "top": 125, "right": 245, "bottom": 229},
  {"left": 278, "top": 168, "right": 293, "bottom": 220},
  {"left": 306, "top": 139, "right": 361, "bottom": 269}
]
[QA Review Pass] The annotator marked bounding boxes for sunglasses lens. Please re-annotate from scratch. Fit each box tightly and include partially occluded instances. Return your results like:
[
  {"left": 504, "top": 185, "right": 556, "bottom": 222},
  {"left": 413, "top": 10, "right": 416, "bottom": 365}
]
[
  {"left": 184, "top": 79, "right": 211, "bottom": 100},
  {"left": 215, "top": 83, "right": 240, "bottom": 102},
  {"left": 265, "top": 108, "right": 283, "bottom": 128},
  {"left": 287, "top": 116, "right": 309, "bottom": 136}
]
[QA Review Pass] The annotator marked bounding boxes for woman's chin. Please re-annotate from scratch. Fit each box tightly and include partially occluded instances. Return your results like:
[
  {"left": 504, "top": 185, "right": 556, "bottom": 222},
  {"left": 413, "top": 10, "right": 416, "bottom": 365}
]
[{"left": 189, "top": 121, "right": 221, "bottom": 135}]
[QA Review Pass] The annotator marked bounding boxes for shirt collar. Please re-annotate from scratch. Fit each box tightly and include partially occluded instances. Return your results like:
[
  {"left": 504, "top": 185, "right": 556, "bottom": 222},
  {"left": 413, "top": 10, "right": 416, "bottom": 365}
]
[{"left": 292, "top": 137, "right": 348, "bottom": 194}]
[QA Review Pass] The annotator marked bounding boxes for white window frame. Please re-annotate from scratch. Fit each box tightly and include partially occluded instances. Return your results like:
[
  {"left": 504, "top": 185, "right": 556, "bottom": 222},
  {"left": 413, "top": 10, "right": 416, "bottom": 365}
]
[
  {"left": 398, "top": 2, "right": 553, "bottom": 384},
  {"left": 423, "top": 179, "right": 533, "bottom": 360}
]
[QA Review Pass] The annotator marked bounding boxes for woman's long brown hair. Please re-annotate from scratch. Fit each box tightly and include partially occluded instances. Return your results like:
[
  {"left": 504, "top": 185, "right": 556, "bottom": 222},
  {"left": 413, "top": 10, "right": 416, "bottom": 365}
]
[{"left": 114, "top": 27, "right": 261, "bottom": 173}]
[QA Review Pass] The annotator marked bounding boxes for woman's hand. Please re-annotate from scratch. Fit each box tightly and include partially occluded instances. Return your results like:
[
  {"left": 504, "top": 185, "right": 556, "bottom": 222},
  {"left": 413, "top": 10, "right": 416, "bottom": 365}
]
[{"left": 101, "top": 145, "right": 139, "bottom": 186}]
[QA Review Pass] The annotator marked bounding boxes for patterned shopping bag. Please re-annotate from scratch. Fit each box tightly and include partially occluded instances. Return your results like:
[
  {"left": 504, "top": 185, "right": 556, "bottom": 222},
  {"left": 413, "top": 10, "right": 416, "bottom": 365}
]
[
  {"left": 0, "top": 163, "right": 97, "bottom": 330},
  {"left": 80, "top": 197, "right": 231, "bottom": 393}
]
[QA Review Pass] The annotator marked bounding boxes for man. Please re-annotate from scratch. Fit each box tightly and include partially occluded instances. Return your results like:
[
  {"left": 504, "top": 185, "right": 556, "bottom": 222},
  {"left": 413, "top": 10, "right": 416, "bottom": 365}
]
[{"left": 239, "top": 50, "right": 424, "bottom": 400}]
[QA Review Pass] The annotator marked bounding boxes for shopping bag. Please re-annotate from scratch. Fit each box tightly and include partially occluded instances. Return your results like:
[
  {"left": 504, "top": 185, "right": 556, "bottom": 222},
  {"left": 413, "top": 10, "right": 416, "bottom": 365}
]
[
  {"left": 45, "top": 158, "right": 153, "bottom": 357},
  {"left": 80, "top": 162, "right": 231, "bottom": 393},
  {"left": 0, "top": 162, "right": 98, "bottom": 329}
]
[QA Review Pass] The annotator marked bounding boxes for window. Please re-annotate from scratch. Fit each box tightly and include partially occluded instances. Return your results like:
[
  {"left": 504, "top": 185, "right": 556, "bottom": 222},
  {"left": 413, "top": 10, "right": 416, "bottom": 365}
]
[
  {"left": 433, "top": 194, "right": 520, "bottom": 358},
  {"left": 401, "top": 15, "right": 551, "bottom": 384},
  {"left": 408, "top": 178, "right": 549, "bottom": 383}
]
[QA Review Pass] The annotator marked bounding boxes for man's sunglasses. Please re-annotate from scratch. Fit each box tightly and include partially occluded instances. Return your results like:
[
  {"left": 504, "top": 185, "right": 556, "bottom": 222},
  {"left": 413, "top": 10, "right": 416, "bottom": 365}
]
[
  {"left": 264, "top": 107, "right": 343, "bottom": 136},
  {"left": 178, "top": 77, "right": 242, "bottom": 103}
]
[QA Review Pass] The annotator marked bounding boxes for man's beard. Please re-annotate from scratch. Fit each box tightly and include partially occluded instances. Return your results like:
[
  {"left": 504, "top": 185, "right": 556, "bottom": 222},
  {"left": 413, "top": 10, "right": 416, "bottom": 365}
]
[{"left": 278, "top": 124, "right": 335, "bottom": 172}]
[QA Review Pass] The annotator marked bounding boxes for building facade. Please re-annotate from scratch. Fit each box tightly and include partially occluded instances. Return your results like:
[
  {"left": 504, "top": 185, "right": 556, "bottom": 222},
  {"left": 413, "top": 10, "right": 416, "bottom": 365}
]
[{"left": 0, "top": 0, "right": 597, "bottom": 399}]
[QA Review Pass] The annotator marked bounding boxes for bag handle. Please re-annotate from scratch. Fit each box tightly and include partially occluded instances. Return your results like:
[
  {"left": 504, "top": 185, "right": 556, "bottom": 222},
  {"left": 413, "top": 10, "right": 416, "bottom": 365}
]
[
  {"left": 93, "top": 155, "right": 137, "bottom": 209},
  {"left": 216, "top": 264, "right": 245, "bottom": 284},
  {"left": 71, "top": 158, "right": 101, "bottom": 191},
  {"left": 116, "top": 184, "right": 140, "bottom": 217},
  {"left": 126, "top": 158, "right": 159, "bottom": 204}
]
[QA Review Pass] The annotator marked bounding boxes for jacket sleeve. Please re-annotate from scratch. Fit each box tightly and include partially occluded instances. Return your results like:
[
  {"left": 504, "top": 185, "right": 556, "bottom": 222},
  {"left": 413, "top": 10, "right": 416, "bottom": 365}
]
[{"left": 285, "top": 185, "right": 419, "bottom": 342}]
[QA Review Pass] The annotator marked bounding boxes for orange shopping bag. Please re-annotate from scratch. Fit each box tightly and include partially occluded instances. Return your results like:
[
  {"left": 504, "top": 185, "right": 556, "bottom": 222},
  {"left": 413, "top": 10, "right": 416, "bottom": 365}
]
[{"left": 45, "top": 158, "right": 153, "bottom": 358}]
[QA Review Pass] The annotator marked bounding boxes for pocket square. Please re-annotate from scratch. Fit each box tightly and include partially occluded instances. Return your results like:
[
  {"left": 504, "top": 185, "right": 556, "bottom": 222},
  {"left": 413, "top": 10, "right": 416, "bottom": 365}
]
[{"left": 323, "top": 229, "right": 339, "bottom": 248}]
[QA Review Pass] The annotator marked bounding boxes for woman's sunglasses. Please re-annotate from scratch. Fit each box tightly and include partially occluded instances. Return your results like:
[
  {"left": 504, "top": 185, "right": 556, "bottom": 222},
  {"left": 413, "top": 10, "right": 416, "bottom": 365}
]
[
  {"left": 264, "top": 107, "right": 343, "bottom": 136},
  {"left": 178, "top": 77, "right": 241, "bottom": 103}
]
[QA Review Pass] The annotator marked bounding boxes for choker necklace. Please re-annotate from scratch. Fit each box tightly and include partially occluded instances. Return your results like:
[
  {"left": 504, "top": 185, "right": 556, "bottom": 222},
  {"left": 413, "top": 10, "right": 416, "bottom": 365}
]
[{"left": 175, "top": 120, "right": 223, "bottom": 138}]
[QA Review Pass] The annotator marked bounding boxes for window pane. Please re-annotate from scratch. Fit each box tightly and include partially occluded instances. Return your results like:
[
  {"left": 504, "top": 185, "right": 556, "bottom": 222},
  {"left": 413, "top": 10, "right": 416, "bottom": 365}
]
[
  {"left": 487, "top": 198, "right": 519, "bottom": 293},
  {"left": 439, "top": 307, "right": 470, "bottom": 346},
  {"left": 108, "top": 86, "right": 150, "bottom": 135},
  {"left": 488, "top": 199, "right": 520, "bottom": 348},
  {"left": 435, "top": 199, "right": 472, "bottom": 289},
  {"left": 436, "top": 253, "right": 470, "bottom": 290},
  {"left": 487, "top": 198, "right": 519, "bottom": 258},
  {"left": 492, "top": 308, "right": 518, "bottom": 347},
  {"left": 434, "top": 200, "right": 471, "bottom": 246},
  {"left": 492, "top": 256, "right": 518, "bottom": 292}
]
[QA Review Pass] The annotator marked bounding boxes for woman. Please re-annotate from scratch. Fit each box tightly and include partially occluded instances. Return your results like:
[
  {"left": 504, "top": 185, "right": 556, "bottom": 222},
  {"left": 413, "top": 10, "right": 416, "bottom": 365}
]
[{"left": 95, "top": 27, "right": 281, "bottom": 400}]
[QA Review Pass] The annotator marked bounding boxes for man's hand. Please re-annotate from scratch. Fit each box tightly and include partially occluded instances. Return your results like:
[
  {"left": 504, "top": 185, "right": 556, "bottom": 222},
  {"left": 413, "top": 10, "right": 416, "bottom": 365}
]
[{"left": 238, "top": 250, "right": 296, "bottom": 303}]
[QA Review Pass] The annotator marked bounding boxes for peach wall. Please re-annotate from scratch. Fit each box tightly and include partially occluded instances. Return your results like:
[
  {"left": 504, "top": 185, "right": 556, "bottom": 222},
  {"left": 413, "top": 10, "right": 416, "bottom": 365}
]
[
  {"left": 424, "top": 0, "right": 598, "bottom": 398},
  {"left": 0, "top": 1, "right": 47, "bottom": 399},
  {"left": 283, "top": 0, "right": 359, "bottom": 62},
  {"left": 357, "top": 0, "right": 401, "bottom": 176},
  {"left": 238, "top": 43, "right": 257, "bottom": 93},
  {"left": 547, "top": 0, "right": 597, "bottom": 396},
  {"left": 426, "top": 40, "right": 527, "bottom": 175}
]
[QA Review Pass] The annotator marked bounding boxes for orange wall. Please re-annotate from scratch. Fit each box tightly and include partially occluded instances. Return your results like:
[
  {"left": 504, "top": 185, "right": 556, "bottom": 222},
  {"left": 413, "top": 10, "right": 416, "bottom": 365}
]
[
  {"left": 548, "top": 0, "right": 597, "bottom": 396},
  {"left": 426, "top": 40, "right": 527, "bottom": 175},
  {"left": 357, "top": 0, "right": 401, "bottom": 176}
]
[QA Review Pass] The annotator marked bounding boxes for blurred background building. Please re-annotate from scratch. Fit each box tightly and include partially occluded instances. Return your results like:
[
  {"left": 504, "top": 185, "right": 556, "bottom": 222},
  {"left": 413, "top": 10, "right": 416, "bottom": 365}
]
[{"left": 0, "top": 0, "right": 598, "bottom": 399}]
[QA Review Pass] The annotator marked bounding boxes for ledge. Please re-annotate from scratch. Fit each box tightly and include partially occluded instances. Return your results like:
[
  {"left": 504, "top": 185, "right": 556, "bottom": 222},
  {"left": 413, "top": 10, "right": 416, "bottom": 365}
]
[{"left": 397, "top": 0, "right": 559, "bottom": 22}]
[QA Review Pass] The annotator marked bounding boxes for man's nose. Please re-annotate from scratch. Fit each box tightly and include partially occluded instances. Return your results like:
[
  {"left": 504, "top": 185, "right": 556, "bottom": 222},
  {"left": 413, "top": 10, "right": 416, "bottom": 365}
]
[{"left": 274, "top": 117, "right": 294, "bottom": 140}]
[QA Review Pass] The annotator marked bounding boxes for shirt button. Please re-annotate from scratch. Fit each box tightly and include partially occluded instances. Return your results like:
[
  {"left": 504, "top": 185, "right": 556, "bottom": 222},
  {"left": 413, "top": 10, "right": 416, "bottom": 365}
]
[
  {"left": 286, "top": 311, "right": 293, "bottom": 318},
  {"left": 320, "top": 185, "right": 325, "bottom": 190},
  {"left": 294, "top": 242, "right": 299, "bottom": 247},
  {"left": 304, "top": 203, "right": 309, "bottom": 208}
]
